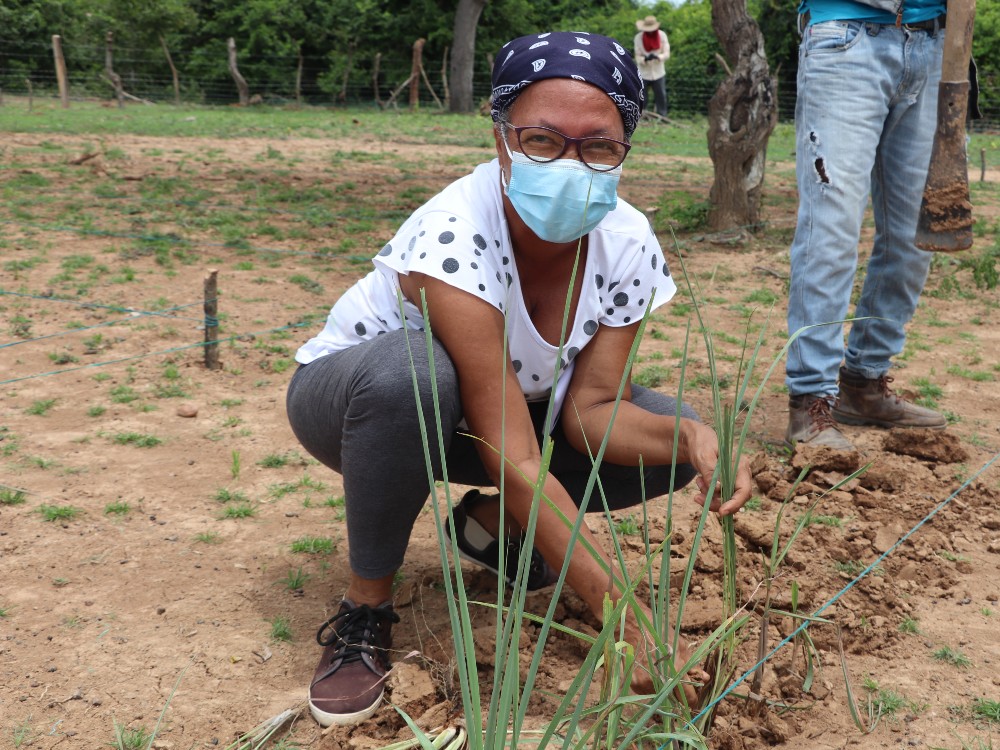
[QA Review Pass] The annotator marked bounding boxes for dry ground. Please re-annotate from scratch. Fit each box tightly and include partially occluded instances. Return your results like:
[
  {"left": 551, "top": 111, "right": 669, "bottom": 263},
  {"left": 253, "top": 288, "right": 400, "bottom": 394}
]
[{"left": 2, "top": 128, "right": 999, "bottom": 750}]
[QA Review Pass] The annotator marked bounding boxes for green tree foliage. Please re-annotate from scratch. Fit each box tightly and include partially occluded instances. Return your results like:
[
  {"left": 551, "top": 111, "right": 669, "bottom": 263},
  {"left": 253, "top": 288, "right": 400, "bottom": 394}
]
[
  {"left": 0, "top": 0, "right": 995, "bottom": 122},
  {"left": 973, "top": 1, "right": 999, "bottom": 123}
]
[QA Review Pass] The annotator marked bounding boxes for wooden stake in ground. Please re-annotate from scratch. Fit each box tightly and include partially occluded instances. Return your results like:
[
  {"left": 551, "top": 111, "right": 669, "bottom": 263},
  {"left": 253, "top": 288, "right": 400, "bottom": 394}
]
[
  {"left": 203, "top": 269, "right": 221, "bottom": 371},
  {"left": 52, "top": 35, "right": 69, "bottom": 109},
  {"left": 372, "top": 52, "right": 382, "bottom": 107},
  {"left": 409, "top": 38, "right": 425, "bottom": 110},
  {"left": 105, "top": 32, "right": 124, "bottom": 109},
  {"left": 26, "top": 79, "right": 33, "bottom": 111},
  {"left": 295, "top": 44, "right": 304, "bottom": 106},
  {"left": 227, "top": 38, "right": 250, "bottom": 106},
  {"left": 160, "top": 35, "right": 181, "bottom": 106}
]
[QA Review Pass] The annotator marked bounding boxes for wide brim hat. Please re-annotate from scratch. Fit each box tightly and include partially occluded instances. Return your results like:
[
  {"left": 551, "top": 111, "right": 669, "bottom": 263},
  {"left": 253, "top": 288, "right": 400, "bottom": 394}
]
[{"left": 636, "top": 15, "right": 660, "bottom": 31}]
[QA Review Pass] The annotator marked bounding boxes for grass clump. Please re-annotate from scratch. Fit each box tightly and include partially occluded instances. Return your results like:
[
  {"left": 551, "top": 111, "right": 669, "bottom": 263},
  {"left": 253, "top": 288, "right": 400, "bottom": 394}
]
[
  {"left": 111, "top": 721, "right": 152, "bottom": 750},
  {"left": 38, "top": 504, "right": 82, "bottom": 522},
  {"left": 111, "top": 432, "right": 162, "bottom": 447},
  {"left": 269, "top": 616, "right": 294, "bottom": 642},
  {"left": 933, "top": 645, "right": 972, "bottom": 668},
  {"left": 193, "top": 531, "right": 221, "bottom": 544},
  {"left": 0, "top": 488, "right": 28, "bottom": 505},
  {"left": 972, "top": 698, "right": 1000, "bottom": 723},
  {"left": 105, "top": 501, "right": 131, "bottom": 516},
  {"left": 214, "top": 488, "right": 248, "bottom": 503},
  {"left": 290, "top": 536, "right": 335, "bottom": 554},
  {"left": 221, "top": 503, "right": 256, "bottom": 519},
  {"left": 283, "top": 567, "right": 310, "bottom": 591},
  {"left": 26, "top": 399, "right": 57, "bottom": 416}
]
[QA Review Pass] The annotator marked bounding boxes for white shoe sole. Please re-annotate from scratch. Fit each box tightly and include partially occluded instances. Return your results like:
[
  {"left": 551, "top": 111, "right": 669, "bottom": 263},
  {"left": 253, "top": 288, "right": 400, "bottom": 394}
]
[{"left": 309, "top": 689, "right": 384, "bottom": 727}]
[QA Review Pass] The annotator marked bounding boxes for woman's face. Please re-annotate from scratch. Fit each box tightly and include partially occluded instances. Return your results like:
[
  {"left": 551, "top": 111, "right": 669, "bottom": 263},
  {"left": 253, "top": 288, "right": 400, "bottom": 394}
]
[{"left": 494, "top": 78, "right": 626, "bottom": 177}]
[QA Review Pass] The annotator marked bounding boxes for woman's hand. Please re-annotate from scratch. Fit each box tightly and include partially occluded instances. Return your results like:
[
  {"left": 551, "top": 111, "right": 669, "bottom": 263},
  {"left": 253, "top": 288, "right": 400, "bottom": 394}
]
[
  {"left": 682, "top": 420, "right": 753, "bottom": 516},
  {"left": 623, "top": 610, "right": 708, "bottom": 706}
]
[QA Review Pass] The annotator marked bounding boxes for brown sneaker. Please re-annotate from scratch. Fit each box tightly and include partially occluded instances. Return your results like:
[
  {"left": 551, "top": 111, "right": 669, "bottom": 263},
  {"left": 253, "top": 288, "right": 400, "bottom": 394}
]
[
  {"left": 308, "top": 598, "right": 399, "bottom": 727},
  {"left": 786, "top": 394, "right": 855, "bottom": 451},
  {"left": 833, "top": 367, "right": 946, "bottom": 430}
]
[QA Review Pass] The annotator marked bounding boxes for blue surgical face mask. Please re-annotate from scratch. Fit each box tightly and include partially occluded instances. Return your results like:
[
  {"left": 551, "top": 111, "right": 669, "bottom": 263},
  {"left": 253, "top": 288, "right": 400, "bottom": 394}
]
[{"left": 501, "top": 139, "right": 620, "bottom": 244}]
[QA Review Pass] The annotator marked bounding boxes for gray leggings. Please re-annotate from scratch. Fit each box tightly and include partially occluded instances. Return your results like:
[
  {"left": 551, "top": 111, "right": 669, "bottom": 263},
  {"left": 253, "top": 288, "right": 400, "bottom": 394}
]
[{"left": 286, "top": 329, "right": 698, "bottom": 579}]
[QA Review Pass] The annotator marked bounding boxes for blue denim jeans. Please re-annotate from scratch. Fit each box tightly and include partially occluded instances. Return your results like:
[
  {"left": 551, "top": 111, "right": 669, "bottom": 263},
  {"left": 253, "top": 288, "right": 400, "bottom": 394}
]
[{"left": 785, "top": 20, "right": 943, "bottom": 397}]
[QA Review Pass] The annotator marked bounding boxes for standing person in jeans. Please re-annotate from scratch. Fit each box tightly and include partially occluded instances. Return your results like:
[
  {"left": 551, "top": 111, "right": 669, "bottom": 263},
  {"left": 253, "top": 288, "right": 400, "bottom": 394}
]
[
  {"left": 286, "top": 31, "right": 752, "bottom": 728},
  {"left": 634, "top": 15, "right": 670, "bottom": 117},
  {"left": 785, "top": 0, "right": 948, "bottom": 450}
]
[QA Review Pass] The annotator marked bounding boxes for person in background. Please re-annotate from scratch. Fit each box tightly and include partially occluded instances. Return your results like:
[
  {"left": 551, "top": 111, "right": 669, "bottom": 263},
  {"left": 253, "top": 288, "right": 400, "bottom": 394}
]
[
  {"left": 784, "top": 0, "right": 948, "bottom": 451},
  {"left": 286, "top": 31, "right": 751, "bottom": 728},
  {"left": 634, "top": 15, "right": 670, "bottom": 118}
]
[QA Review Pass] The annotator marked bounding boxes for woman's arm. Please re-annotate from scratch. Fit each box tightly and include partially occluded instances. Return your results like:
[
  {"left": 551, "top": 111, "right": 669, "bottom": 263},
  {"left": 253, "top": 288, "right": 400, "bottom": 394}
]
[
  {"left": 564, "top": 322, "right": 752, "bottom": 515},
  {"left": 398, "top": 272, "right": 623, "bottom": 614}
]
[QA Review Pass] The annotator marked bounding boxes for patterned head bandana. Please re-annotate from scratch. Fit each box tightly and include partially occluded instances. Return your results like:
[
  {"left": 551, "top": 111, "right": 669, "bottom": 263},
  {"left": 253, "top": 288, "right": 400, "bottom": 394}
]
[{"left": 490, "top": 32, "right": 645, "bottom": 140}]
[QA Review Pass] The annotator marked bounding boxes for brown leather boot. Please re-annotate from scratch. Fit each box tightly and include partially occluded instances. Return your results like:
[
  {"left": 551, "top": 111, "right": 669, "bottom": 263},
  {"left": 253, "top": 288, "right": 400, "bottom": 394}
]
[
  {"left": 786, "top": 394, "right": 854, "bottom": 451},
  {"left": 833, "top": 367, "right": 946, "bottom": 429}
]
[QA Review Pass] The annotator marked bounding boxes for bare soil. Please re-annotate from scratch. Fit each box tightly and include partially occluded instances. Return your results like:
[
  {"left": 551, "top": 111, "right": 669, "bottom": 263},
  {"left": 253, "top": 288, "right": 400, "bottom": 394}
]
[{"left": 2, "top": 131, "right": 999, "bottom": 750}]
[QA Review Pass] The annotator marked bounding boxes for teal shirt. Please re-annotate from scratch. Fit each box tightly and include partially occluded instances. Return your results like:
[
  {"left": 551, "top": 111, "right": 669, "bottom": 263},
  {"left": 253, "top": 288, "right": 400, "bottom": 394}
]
[{"left": 800, "top": 0, "right": 946, "bottom": 25}]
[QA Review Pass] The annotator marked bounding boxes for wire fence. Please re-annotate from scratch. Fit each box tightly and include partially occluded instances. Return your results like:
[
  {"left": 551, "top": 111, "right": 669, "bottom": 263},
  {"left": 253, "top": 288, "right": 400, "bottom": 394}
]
[{"left": 3, "top": 36, "right": 998, "bottom": 128}]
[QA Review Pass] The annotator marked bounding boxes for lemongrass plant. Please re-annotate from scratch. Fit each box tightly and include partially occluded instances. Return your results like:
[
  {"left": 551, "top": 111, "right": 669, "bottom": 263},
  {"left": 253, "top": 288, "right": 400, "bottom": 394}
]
[
  {"left": 379, "top": 207, "right": 869, "bottom": 749},
  {"left": 383, "top": 247, "right": 760, "bottom": 748}
]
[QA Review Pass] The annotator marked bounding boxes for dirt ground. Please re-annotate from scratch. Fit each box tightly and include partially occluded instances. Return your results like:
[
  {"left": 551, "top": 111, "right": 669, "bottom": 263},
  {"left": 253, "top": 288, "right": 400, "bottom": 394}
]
[{"left": 2, "top": 128, "right": 999, "bottom": 750}]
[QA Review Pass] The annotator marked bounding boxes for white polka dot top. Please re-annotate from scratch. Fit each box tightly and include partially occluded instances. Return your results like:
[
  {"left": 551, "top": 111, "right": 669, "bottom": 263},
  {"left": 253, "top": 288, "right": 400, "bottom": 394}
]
[{"left": 295, "top": 159, "right": 676, "bottom": 425}]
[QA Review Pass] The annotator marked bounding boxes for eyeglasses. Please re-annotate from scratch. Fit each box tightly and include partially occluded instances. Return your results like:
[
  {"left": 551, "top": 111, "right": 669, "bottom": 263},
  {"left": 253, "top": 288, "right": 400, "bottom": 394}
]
[{"left": 501, "top": 123, "right": 630, "bottom": 172}]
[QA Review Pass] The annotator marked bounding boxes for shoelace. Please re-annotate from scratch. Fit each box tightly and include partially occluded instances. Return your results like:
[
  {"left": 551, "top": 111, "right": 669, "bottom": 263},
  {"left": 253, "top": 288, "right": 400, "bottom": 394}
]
[
  {"left": 315, "top": 604, "right": 399, "bottom": 665},
  {"left": 877, "top": 375, "right": 904, "bottom": 402},
  {"left": 807, "top": 395, "right": 837, "bottom": 431},
  {"left": 503, "top": 533, "right": 550, "bottom": 588}
]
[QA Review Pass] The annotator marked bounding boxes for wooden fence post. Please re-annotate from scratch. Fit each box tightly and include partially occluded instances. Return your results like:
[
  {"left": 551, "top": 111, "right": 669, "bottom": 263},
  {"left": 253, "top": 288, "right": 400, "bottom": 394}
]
[
  {"left": 227, "top": 38, "right": 249, "bottom": 106},
  {"left": 409, "top": 38, "right": 425, "bottom": 110},
  {"left": 160, "top": 35, "right": 181, "bottom": 106},
  {"left": 105, "top": 32, "right": 124, "bottom": 108},
  {"left": 203, "top": 269, "right": 221, "bottom": 370},
  {"left": 26, "top": 79, "right": 33, "bottom": 111},
  {"left": 52, "top": 35, "right": 69, "bottom": 109},
  {"left": 373, "top": 52, "right": 382, "bottom": 108}
]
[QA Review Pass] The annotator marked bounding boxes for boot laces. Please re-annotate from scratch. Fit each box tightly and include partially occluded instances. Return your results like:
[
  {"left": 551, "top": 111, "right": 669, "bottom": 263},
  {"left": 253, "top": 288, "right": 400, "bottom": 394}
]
[
  {"left": 807, "top": 395, "right": 837, "bottom": 431},
  {"left": 877, "top": 375, "right": 904, "bottom": 402},
  {"left": 316, "top": 604, "right": 399, "bottom": 665}
]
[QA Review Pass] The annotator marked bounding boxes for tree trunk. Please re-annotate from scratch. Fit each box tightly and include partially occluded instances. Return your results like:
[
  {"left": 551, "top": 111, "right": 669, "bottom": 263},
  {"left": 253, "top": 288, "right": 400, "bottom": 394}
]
[
  {"left": 160, "top": 35, "right": 181, "bottom": 105},
  {"left": 448, "top": 0, "right": 488, "bottom": 113},
  {"left": 706, "top": 0, "right": 777, "bottom": 232},
  {"left": 105, "top": 32, "right": 124, "bottom": 109},
  {"left": 227, "top": 37, "right": 250, "bottom": 106}
]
